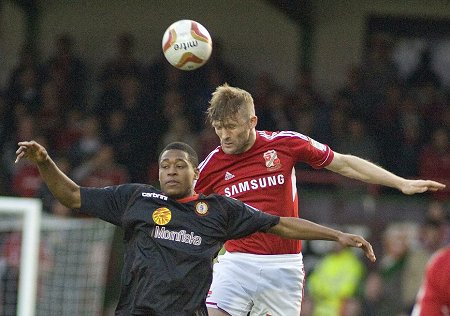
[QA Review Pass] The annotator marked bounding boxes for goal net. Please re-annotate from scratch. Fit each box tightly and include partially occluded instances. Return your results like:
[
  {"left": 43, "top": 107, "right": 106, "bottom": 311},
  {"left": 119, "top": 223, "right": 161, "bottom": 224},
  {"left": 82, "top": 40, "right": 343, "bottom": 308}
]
[{"left": 0, "top": 197, "right": 116, "bottom": 316}]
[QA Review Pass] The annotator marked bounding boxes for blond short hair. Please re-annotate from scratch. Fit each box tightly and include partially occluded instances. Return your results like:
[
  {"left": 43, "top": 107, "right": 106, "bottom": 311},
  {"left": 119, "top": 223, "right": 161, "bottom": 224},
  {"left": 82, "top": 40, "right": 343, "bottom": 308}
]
[{"left": 207, "top": 83, "right": 255, "bottom": 123}]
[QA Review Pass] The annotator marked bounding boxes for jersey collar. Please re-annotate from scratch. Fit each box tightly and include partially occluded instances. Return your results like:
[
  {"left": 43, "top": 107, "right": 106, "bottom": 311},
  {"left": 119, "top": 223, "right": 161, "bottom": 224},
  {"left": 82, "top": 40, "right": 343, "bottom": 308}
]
[{"left": 177, "top": 193, "right": 199, "bottom": 203}]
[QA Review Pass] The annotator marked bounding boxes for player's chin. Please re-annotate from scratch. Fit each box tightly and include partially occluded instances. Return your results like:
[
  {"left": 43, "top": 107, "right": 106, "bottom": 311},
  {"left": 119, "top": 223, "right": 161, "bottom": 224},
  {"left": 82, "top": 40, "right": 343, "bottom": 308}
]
[
  {"left": 222, "top": 145, "right": 238, "bottom": 155},
  {"left": 164, "top": 188, "right": 188, "bottom": 199}
]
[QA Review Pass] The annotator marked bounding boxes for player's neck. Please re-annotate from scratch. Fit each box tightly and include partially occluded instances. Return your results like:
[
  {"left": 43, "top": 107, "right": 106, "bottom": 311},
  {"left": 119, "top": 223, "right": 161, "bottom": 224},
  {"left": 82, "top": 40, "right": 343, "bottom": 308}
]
[{"left": 243, "top": 129, "right": 257, "bottom": 152}]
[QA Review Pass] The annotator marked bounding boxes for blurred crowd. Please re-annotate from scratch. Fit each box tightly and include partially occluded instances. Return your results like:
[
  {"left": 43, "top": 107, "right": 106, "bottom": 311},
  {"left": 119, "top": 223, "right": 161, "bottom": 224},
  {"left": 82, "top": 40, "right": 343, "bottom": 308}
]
[{"left": 1, "top": 31, "right": 450, "bottom": 315}]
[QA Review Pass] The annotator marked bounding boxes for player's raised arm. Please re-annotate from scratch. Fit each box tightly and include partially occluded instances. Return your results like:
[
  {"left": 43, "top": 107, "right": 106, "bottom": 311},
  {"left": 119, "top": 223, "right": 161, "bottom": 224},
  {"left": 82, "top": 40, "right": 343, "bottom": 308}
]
[
  {"left": 326, "top": 152, "right": 446, "bottom": 195},
  {"left": 15, "top": 140, "right": 81, "bottom": 209},
  {"left": 268, "top": 217, "right": 376, "bottom": 262}
]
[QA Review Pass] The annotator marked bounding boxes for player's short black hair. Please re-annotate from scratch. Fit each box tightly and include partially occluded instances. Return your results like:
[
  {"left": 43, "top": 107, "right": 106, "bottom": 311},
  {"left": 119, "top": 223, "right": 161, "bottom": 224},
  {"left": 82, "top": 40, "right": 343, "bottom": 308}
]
[{"left": 159, "top": 142, "right": 199, "bottom": 168}]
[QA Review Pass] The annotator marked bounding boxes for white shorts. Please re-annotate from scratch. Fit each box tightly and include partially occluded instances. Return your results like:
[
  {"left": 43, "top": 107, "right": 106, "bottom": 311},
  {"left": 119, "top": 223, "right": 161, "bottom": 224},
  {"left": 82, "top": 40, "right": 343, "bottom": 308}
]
[{"left": 206, "top": 252, "right": 305, "bottom": 316}]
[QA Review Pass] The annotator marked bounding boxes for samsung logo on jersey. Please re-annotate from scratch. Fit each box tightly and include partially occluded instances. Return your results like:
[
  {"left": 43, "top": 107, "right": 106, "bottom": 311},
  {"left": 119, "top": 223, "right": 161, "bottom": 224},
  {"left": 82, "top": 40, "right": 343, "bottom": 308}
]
[
  {"left": 153, "top": 226, "right": 202, "bottom": 246},
  {"left": 224, "top": 174, "right": 285, "bottom": 197},
  {"left": 142, "top": 192, "right": 168, "bottom": 200}
]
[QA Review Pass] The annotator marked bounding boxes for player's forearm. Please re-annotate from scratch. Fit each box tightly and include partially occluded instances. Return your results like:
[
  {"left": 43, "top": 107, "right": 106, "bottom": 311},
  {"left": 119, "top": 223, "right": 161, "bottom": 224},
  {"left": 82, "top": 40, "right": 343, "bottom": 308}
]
[
  {"left": 37, "top": 156, "right": 81, "bottom": 209},
  {"left": 328, "top": 154, "right": 405, "bottom": 189},
  {"left": 269, "top": 217, "right": 342, "bottom": 241}
]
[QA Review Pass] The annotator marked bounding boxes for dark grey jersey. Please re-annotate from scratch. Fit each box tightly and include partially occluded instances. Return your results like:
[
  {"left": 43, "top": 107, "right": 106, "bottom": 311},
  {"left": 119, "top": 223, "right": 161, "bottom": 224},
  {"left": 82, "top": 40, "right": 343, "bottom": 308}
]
[{"left": 79, "top": 184, "right": 279, "bottom": 316}]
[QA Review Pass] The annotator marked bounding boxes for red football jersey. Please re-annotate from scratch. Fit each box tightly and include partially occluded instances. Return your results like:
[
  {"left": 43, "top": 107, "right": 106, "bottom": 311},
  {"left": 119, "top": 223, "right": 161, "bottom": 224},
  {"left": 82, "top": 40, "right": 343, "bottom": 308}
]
[
  {"left": 195, "top": 130, "right": 334, "bottom": 254},
  {"left": 412, "top": 246, "right": 450, "bottom": 316}
]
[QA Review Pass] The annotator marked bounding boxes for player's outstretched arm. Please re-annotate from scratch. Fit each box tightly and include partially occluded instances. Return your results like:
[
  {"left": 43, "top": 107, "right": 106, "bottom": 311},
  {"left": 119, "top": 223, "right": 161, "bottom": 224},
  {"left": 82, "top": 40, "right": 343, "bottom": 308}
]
[
  {"left": 15, "top": 141, "right": 81, "bottom": 209},
  {"left": 326, "top": 152, "right": 446, "bottom": 195},
  {"left": 268, "top": 217, "right": 376, "bottom": 262}
]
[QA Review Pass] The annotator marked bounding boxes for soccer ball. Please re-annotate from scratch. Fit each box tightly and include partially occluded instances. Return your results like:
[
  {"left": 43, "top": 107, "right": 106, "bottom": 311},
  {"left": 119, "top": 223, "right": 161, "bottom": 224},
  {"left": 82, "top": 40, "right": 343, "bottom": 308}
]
[{"left": 162, "top": 19, "right": 213, "bottom": 71}]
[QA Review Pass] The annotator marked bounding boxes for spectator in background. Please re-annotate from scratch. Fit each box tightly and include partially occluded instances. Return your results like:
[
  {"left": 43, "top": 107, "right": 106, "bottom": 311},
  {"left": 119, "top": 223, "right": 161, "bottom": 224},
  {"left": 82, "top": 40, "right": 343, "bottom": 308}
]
[
  {"left": 335, "top": 116, "right": 379, "bottom": 164},
  {"left": 334, "top": 116, "right": 380, "bottom": 194},
  {"left": 68, "top": 115, "right": 103, "bottom": 167},
  {"left": 372, "top": 84, "right": 404, "bottom": 175},
  {"left": 98, "top": 32, "right": 143, "bottom": 91},
  {"left": 418, "top": 83, "right": 447, "bottom": 139},
  {"left": 53, "top": 109, "right": 83, "bottom": 155},
  {"left": 0, "top": 92, "right": 11, "bottom": 152},
  {"left": 361, "top": 271, "right": 384, "bottom": 316},
  {"left": 265, "top": 88, "right": 292, "bottom": 131},
  {"left": 7, "top": 65, "right": 42, "bottom": 115},
  {"left": 402, "top": 217, "right": 448, "bottom": 313},
  {"left": 41, "top": 33, "right": 87, "bottom": 109},
  {"left": 97, "top": 74, "right": 157, "bottom": 180},
  {"left": 362, "top": 33, "right": 399, "bottom": 105},
  {"left": 6, "top": 45, "right": 41, "bottom": 102},
  {"left": 290, "top": 68, "right": 324, "bottom": 113},
  {"left": 187, "top": 64, "right": 229, "bottom": 132},
  {"left": 419, "top": 127, "right": 450, "bottom": 200},
  {"left": 396, "top": 93, "right": 424, "bottom": 178},
  {"left": 2, "top": 115, "right": 40, "bottom": 190},
  {"left": 308, "top": 242, "right": 365, "bottom": 316},
  {"left": 407, "top": 49, "right": 441, "bottom": 89},
  {"left": 251, "top": 72, "right": 277, "bottom": 130},
  {"left": 72, "top": 144, "right": 129, "bottom": 188},
  {"left": 37, "top": 81, "right": 64, "bottom": 139},
  {"left": 157, "top": 116, "right": 199, "bottom": 156},
  {"left": 338, "top": 65, "right": 371, "bottom": 121},
  {"left": 424, "top": 199, "right": 450, "bottom": 246},
  {"left": 196, "top": 126, "right": 220, "bottom": 161},
  {"left": 378, "top": 223, "right": 411, "bottom": 315},
  {"left": 103, "top": 109, "right": 134, "bottom": 170},
  {"left": 143, "top": 56, "right": 185, "bottom": 106},
  {"left": 253, "top": 85, "right": 292, "bottom": 132}
]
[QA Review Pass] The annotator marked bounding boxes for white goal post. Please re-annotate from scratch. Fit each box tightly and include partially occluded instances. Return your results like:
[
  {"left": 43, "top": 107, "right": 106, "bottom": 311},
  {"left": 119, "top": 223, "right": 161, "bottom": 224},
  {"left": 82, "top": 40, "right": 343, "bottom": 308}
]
[
  {"left": 0, "top": 197, "right": 41, "bottom": 316},
  {"left": 0, "top": 196, "right": 116, "bottom": 316}
]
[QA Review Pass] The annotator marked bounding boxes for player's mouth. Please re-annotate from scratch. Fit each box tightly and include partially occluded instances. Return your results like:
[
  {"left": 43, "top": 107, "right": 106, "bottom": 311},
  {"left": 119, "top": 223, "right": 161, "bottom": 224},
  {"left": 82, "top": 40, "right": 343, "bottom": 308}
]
[
  {"left": 165, "top": 180, "right": 180, "bottom": 186},
  {"left": 222, "top": 142, "right": 234, "bottom": 148}
]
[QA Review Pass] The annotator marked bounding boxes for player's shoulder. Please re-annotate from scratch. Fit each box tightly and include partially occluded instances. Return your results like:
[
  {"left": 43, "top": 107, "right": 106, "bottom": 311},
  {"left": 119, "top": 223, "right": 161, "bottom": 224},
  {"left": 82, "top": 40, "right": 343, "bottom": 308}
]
[
  {"left": 429, "top": 246, "right": 450, "bottom": 267},
  {"left": 198, "top": 146, "right": 222, "bottom": 170},
  {"left": 200, "top": 193, "right": 240, "bottom": 207},
  {"left": 257, "top": 130, "right": 310, "bottom": 143},
  {"left": 107, "top": 183, "right": 161, "bottom": 199}
]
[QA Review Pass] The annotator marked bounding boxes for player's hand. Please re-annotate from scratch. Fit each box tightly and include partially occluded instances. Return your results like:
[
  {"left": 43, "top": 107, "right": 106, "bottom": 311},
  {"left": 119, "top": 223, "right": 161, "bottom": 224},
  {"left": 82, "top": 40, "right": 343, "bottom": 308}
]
[
  {"left": 337, "top": 233, "right": 376, "bottom": 262},
  {"left": 400, "top": 179, "right": 446, "bottom": 195},
  {"left": 15, "top": 141, "right": 49, "bottom": 164}
]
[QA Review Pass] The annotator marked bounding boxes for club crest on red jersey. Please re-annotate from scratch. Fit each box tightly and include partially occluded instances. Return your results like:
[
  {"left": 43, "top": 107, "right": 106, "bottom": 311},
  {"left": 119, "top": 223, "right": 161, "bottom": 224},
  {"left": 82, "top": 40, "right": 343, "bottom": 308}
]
[
  {"left": 195, "top": 201, "right": 209, "bottom": 216},
  {"left": 263, "top": 150, "right": 281, "bottom": 171}
]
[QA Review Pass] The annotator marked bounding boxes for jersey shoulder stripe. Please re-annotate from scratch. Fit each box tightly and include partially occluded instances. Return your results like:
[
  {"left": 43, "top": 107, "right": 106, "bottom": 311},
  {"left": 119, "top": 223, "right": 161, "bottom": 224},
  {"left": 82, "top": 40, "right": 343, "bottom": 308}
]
[
  {"left": 198, "top": 146, "right": 220, "bottom": 172},
  {"left": 257, "top": 130, "right": 309, "bottom": 141}
]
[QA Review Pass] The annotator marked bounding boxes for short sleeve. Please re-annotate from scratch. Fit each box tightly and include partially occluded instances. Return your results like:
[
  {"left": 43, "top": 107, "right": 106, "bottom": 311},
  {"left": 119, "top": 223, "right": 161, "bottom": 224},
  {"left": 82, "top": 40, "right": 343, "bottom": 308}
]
[
  {"left": 221, "top": 197, "right": 280, "bottom": 240},
  {"left": 288, "top": 133, "right": 334, "bottom": 169},
  {"left": 78, "top": 184, "right": 140, "bottom": 226}
]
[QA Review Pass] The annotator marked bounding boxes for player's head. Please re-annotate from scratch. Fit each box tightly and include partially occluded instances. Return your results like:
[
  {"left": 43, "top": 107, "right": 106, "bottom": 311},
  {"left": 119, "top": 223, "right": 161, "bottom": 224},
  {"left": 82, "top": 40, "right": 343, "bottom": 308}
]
[
  {"left": 207, "top": 84, "right": 258, "bottom": 155},
  {"left": 158, "top": 142, "right": 199, "bottom": 199}
]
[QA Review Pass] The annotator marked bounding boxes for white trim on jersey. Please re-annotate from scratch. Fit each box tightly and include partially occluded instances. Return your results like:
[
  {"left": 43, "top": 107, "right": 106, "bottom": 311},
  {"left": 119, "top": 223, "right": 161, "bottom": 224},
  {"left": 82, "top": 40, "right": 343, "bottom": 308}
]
[
  {"left": 291, "top": 167, "right": 297, "bottom": 202},
  {"left": 198, "top": 147, "right": 220, "bottom": 172},
  {"left": 257, "top": 130, "right": 309, "bottom": 141},
  {"left": 316, "top": 148, "right": 332, "bottom": 167}
]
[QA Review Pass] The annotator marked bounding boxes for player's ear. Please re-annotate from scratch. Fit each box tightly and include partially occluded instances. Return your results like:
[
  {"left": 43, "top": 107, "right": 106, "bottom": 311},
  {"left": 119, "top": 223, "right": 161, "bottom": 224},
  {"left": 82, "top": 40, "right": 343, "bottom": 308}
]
[
  {"left": 250, "top": 115, "right": 258, "bottom": 128},
  {"left": 193, "top": 167, "right": 199, "bottom": 180}
]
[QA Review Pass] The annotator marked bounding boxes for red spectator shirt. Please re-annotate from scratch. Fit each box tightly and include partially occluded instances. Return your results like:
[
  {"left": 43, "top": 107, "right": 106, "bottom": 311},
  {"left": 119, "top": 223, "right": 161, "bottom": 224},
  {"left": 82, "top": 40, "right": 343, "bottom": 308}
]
[
  {"left": 195, "top": 130, "right": 334, "bottom": 254},
  {"left": 412, "top": 246, "right": 450, "bottom": 316}
]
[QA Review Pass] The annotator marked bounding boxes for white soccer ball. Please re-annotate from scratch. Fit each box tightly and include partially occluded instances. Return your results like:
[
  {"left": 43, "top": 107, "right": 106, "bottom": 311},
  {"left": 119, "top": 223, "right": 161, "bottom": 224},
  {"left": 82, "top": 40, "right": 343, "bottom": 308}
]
[{"left": 162, "top": 19, "right": 213, "bottom": 71}]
